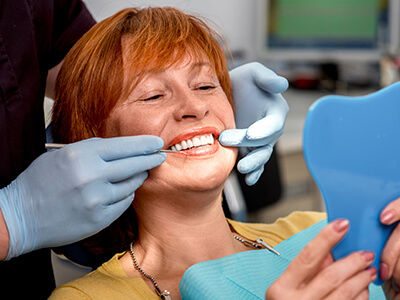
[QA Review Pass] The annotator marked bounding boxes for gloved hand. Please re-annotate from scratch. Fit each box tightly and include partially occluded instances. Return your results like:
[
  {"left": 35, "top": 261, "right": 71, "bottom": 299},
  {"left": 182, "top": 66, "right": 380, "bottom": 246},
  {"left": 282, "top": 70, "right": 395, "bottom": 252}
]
[
  {"left": 219, "top": 62, "right": 289, "bottom": 185},
  {"left": 0, "top": 136, "right": 166, "bottom": 260}
]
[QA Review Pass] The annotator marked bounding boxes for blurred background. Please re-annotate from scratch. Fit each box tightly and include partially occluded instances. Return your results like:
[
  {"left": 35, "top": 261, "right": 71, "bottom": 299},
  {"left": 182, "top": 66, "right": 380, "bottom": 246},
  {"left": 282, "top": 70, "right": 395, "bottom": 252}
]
[{"left": 47, "top": 0, "right": 400, "bottom": 223}]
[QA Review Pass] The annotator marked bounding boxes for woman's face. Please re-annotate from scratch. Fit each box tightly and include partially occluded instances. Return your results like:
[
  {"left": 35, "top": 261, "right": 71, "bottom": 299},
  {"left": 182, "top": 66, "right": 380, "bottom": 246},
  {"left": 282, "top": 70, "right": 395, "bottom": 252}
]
[{"left": 104, "top": 54, "right": 237, "bottom": 194}]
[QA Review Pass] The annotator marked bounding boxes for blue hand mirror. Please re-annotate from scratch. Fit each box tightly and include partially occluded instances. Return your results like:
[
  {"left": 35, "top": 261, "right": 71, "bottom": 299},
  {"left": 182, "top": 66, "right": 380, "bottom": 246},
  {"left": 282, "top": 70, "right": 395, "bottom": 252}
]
[{"left": 303, "top": 82, "right": 400, "bottom": 285}]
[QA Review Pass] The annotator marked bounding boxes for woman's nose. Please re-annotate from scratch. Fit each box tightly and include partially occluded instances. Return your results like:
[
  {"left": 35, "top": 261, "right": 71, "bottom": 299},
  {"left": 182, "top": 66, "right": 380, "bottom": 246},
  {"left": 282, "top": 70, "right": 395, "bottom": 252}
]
[{"left": 173, "top": 89, "right": 209, "bottom": 121}]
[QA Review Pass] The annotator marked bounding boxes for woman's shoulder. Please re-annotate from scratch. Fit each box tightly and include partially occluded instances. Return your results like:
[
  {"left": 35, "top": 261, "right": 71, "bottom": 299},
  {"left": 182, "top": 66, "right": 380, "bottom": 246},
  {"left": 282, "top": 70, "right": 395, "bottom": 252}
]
[
  {"left": 228, "top": 211, "right": 327, "bottom": 246},
  {"left": 49, "top": 252, "right": 158, "bottom": 300}
]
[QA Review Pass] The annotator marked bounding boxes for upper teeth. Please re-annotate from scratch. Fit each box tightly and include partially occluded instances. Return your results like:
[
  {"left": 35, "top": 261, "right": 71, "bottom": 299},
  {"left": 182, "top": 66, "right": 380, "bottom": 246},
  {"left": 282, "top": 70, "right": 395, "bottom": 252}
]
[{"left": 170, "top": 134, "right": 214, "bottom": 151}]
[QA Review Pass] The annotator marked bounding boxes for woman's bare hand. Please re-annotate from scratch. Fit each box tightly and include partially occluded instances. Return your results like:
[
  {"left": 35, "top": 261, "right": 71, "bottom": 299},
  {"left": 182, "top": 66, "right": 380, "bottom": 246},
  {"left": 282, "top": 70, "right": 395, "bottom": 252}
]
[
  {"left": 266, "top": 219, "right": 376, "bottom": 300},
  {"left": 379, "top": 197, "right": 400, "bottom": 299}
]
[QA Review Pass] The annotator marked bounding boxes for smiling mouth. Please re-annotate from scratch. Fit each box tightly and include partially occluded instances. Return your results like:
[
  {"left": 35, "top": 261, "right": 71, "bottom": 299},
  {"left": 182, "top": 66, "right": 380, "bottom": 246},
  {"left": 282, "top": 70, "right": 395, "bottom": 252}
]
[{"left": 169, "top": 134, "right": 214, "bottom": 152}]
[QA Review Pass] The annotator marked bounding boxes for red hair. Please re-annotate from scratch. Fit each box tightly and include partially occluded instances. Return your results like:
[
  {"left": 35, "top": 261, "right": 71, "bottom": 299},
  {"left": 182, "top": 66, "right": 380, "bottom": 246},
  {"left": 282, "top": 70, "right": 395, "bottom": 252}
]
[
  {"left": 52, "top": 7, "right": 233, "bottom": 263},
  {"left": 52, "top": 6, "right": 233, "bottom": 143}
]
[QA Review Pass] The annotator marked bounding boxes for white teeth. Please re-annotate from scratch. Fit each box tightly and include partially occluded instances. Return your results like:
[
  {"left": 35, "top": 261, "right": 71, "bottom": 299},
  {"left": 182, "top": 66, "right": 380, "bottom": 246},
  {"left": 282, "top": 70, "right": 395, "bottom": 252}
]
[
  {"left": 169, "top": 134, "right": 214, "bottom": 151},
  {"left": 193, "top": 137, "right": 201, "bottom": 147},
  {"left": 207, "top": 135, "right": 214, "bottom": 144}
]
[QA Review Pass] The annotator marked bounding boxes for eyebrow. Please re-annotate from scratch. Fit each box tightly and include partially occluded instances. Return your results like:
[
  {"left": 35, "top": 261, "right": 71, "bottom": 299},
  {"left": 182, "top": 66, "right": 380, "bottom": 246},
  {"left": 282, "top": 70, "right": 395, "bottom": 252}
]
[
  {"left": 189, "top": 61, "right": 213, "bottom": 73},
  {"left": 191, "top": 61, "right": 211, "bottom": 69}
]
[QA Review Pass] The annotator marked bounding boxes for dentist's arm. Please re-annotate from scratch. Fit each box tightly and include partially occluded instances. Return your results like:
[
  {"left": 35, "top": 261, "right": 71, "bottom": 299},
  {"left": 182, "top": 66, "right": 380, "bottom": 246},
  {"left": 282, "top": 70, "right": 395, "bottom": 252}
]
[
  {"left": 0, "top": 136, "right": 165, "bottom": 260},
  {"left": 219, "top": 62, "right": 289, "bottom": 185}
]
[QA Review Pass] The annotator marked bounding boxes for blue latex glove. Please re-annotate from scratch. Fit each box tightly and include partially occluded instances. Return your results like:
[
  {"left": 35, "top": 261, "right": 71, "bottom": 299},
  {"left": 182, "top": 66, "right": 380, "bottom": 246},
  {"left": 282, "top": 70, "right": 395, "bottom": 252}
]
[
  {"left": 0, "top": 136, "right": 166, "bottom": 260},
  {"left": 219, "top": 62, "right": 289, "bottom": 185}
]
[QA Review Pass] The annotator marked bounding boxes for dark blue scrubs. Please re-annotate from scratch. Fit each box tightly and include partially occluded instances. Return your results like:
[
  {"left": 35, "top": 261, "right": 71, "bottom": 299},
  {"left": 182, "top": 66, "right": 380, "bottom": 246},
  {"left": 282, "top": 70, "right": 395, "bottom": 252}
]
[{"left": 0, "top": 0, "right": 94, "bottom": 297}]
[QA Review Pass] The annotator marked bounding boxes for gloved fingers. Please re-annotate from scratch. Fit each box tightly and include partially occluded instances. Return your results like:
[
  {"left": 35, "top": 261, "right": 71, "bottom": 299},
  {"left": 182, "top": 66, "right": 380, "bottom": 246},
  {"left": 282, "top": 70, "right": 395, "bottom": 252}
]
[
  {"left": 219, "top": 94, "right": 287, "bottom": 146},
  {"left": 106, "top": 152, "right": 166, "bottom": 183},
  {"left": 77, "top": 135, "right": 164, "bottom": 161},
  {"left": 82, "top": 173, "right": 147, "bottom": 229},
  {"left": 46, "top": 174, "right": 147, "bottom": 248},
  {"left": 246, "top": 95, "right": 289, "bottom": 140},
  {"left": 219, "top": 127, "right": 280, "bottom": 148},
  {"left": 230, "top": 62, "right": 289, "bottom": 94},
  {"left": 97, "top": 174, "right": 149, "bottom": 226},
  {"left": 246, "top": 115, "right": 285, "bottom": 144},
  {"left": 249, "top": 62, "right": 289, "bottom": 94},
  {"left": 243, "top": 166, "right": 264, "bottom": 186},
  {"left": 218, "top": 128, "right": 248, "bottom": 147},
  {"left": 107, "top": 172, "right": 149, "bottom": 206},
  {"left": 102, "top": 194, "right": 134, "bottom": 223},
  {"left": 89, "top": 192, "right": 135, "bottom": 234},
  {"left": 237, "top": 145, "right": 273, "bottom": 174}
]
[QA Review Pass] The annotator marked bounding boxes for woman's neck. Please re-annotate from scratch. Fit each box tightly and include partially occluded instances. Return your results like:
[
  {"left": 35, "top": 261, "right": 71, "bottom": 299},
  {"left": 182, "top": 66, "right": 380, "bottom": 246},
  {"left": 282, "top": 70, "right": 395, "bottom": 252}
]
[
  {"left": 121, "top": 186, "right": 247, "bottom": 299},
  {"left": 134, "top": 187, "right": 240, "bottom": 261}
]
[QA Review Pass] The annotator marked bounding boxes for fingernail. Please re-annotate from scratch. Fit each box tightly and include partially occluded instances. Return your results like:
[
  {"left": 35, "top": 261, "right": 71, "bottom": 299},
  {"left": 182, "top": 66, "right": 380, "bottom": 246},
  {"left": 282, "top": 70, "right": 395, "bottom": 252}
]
[
  {"left": 380, "top": 262, "right": 390, "bottom": 280},
  {"left": 367, "top": 267, "right": 377, "bottom": 278},
  {"left": 381, "top": 210, "right": 395, "bottom": 224},
  {"left": 361, "top": 251, "right": 375, "bottom": 263},
  {"left": 333, "top": 219, "right": 349, "bottom": 233}
]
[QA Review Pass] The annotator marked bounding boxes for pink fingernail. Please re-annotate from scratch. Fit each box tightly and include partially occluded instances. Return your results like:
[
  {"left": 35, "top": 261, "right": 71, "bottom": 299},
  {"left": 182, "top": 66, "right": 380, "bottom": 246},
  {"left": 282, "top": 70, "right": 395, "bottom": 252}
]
[
  {"left": 367, "top": 267, "right": 377, "bottom": 277},
  {"left": 361, "top": 251, "right": 374, "bottom": 263},
  {"left": 380, "top": 262, "right": 390, "bottom": 280},
  {"left": 381, "top": 210, "right": 395, "bottom": 224},
  {"left": 333, "top": 219, "right": 349, "bottom": 233}
]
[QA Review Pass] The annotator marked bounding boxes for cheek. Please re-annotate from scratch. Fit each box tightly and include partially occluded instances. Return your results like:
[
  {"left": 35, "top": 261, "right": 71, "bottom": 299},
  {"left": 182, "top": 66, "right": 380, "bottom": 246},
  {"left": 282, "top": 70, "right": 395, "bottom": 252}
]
[
  {"left": 214, "top": 100, "right": 236, "bottom": 130},
  {"left": 105, "top": 106, "right": 169, "bottom": 137}
]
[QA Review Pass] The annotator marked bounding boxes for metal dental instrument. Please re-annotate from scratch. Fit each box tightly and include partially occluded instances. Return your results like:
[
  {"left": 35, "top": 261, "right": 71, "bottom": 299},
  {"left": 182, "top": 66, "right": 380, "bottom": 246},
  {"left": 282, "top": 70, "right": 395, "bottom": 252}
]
[
  {"left": 256, "top": 238, "right": 280, "bottom": 256},
  {"left": 159, "top": 149, "right": 189, "bottom": 155},
  {"left": 45, "top": 143, "right": 67, "bottom": 149},
  {"left": 45, "top": 143, "right": 189, "bottom": 155}
]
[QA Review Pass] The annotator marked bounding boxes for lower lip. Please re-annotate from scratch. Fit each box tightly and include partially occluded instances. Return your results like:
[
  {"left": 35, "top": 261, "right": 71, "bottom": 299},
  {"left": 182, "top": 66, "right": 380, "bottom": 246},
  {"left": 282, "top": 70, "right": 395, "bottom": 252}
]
[{"left": 174, "top": 141, "right": 219, "bottom": 157}]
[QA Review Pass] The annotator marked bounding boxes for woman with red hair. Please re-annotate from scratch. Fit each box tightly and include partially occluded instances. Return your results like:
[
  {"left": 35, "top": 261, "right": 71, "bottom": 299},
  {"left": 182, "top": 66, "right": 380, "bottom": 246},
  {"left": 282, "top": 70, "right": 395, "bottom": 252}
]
[{"left": 49, "top": 7, "right": 378, "bottom": 300}]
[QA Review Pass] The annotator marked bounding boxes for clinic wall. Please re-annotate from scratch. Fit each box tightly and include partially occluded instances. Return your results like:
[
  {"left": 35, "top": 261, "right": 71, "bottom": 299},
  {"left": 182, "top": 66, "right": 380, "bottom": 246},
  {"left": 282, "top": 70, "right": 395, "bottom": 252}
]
[{"left": 82, "top": 0, "right": 258, "bottom": 64}]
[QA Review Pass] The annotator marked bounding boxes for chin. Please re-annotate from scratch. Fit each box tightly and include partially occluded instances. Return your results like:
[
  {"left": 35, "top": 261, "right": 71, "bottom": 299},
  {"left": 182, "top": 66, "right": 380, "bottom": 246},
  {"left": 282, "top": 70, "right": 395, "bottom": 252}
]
[
  {"left": 183, "top": 166, "right": 231, "bottom": 192},
  {"left": 144, "top": 148, "right": 237, "bottom": 194}
]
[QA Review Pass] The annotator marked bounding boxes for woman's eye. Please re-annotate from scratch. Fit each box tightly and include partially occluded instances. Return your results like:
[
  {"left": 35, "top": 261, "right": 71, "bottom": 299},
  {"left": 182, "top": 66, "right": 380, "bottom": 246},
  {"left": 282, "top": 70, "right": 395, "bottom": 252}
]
[
  {"left": 196, "top": 85, "right": 216, "bottom": 91},
  {"left": 142, "top": 94, "right": 163, "bottom": 101}
]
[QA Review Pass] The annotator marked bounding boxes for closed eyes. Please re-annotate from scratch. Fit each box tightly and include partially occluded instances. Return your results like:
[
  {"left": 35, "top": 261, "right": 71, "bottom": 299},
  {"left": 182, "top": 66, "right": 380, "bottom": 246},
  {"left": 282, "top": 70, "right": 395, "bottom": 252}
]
[{"left": 143, "top": 94, "right": 163, "bottom": 101}]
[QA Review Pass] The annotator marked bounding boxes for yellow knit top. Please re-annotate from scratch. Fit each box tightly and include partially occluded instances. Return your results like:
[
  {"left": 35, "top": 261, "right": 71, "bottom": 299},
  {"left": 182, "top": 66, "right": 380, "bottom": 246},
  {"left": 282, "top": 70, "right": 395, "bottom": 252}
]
[{"left": 49, "top": 211, "right": 326, "bottom": 300}]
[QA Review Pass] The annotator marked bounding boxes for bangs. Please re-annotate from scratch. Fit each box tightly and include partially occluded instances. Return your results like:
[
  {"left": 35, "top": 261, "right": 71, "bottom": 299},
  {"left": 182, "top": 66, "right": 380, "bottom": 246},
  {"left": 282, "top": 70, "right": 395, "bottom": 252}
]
[{"left": 120, "top": 7, "right": 231, "bottom": 102}]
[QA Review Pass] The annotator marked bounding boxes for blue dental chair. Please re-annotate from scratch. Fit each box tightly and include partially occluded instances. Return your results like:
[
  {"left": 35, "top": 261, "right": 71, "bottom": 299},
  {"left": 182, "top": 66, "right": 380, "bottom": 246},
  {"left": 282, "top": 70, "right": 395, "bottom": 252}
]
[{"left": 303, "top": 82, "right": 400, "bottom": 286}]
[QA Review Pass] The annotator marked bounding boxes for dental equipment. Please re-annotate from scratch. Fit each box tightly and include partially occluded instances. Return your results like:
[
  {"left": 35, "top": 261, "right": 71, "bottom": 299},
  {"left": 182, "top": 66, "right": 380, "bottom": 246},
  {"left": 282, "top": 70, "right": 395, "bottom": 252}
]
[
  {"left": 256, "top": 238, "right": 280, "bottom": 256},
  {"left": 45, "top": 143, "right": 189, "bottom": 155}
]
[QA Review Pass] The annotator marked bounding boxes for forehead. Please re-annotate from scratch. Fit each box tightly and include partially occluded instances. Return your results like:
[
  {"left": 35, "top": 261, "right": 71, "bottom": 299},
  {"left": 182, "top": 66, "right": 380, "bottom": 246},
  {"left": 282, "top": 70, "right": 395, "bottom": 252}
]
[
  {"left": 123, "top": 34, "right": 217, "bottom": 70},
  {"left": 123, "top": 50, "right": 215, "bottom": 91}
]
